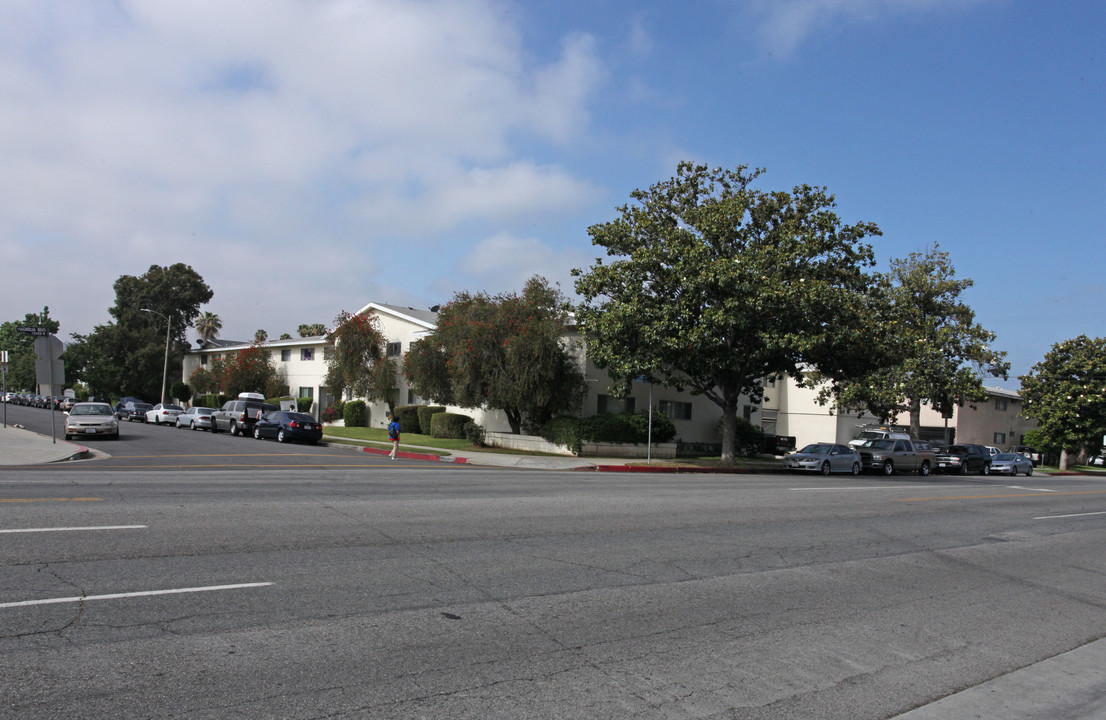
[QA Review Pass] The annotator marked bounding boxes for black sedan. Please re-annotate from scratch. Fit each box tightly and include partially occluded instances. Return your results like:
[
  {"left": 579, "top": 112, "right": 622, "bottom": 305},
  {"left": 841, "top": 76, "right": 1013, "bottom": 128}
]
[{"left": 252, "top": 411, "right": 323, "bottom": 444}]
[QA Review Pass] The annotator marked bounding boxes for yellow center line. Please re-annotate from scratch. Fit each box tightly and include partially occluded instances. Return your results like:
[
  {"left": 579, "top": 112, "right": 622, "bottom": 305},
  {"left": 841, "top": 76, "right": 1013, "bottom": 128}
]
[
  {"left": 898, "top": 490, "right": 1106, "bottom": 502},
  {"left": 0, "top": 498, "right": 103, "bottom": 503}
]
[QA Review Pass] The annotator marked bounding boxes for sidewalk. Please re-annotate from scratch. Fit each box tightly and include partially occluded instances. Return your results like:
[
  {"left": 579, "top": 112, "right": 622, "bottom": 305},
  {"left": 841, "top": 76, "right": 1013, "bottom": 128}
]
[{"left": 0, "top": 425, "right": 88, "bottom": 466}]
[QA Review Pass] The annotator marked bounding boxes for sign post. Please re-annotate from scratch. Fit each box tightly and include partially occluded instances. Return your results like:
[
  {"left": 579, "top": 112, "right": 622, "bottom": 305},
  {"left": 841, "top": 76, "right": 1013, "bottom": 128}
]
[
  {"left": 32, "top": 334, "right": 65, "bottom": 444},
  {"left": 1, "top": 349, "right": 7, "bottom": 429}
]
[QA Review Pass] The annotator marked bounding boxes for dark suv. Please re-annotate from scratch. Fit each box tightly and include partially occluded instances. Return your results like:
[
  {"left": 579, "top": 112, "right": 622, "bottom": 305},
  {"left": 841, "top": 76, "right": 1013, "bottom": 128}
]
[
  {"left": 935, "top": 444, "right": 991, "bottom": 475},
  {"left": 212, "top": 398, "right": 278, "bottom": 436}
]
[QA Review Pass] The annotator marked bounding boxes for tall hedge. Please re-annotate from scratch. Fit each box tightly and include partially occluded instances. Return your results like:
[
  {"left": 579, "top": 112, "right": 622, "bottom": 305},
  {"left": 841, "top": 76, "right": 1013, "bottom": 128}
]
[
  {"left": 393, "top": 405, "right": 422, "bottom": 434},
  {"left": 417, "top": 405, "right": 446, "bottom": 434},
  {"left": 343, "top": 400, "right": 367, "bottom": 427},
  {"left": 540, "top": 412, "right": 677, "bottom": 454},
  {"left": 431, "top": 413, "right": 472, "bottom": 439}
]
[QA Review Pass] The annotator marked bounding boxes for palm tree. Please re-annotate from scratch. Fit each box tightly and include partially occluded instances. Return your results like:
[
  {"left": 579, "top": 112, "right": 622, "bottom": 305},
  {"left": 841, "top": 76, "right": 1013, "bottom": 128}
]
[
  {"left": 254, "top": 328, "right": 268, "bottom": 343},
  {"left": 194, "top": 311, "right": 222, "bottom": 345}
]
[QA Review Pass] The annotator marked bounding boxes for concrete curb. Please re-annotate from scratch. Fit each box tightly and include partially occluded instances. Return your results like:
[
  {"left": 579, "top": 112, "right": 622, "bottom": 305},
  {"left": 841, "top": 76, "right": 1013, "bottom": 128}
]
[{"left": 346, "top": 443, "right": 468, "bottom": 463}]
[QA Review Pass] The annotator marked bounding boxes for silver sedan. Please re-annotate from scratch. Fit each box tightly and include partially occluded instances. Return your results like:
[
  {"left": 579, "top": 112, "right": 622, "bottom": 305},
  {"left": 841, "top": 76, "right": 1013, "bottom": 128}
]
[
  {"left": 989, "top": 452, "right": 1034, "bottom": 476},
  {"left": 784, "top": 443, "right": 862, "bottom": 475},
  {"left": 176, "top": 406, "right": 215, "bottom": 431}
]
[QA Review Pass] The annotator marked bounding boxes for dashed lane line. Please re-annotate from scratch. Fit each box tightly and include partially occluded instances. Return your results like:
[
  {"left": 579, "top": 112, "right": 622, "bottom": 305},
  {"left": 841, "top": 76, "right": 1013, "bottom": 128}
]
[
  {"left": 0, "top": 582, "right": 274, "bottom": 609},
  {"left": 0, "top": 525, "right": 146, "bottom": 534}
]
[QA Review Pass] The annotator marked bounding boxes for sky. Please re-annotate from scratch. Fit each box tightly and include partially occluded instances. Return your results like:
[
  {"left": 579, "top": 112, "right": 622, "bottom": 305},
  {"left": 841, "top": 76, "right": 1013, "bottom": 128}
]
[{"left": 1, "top": 0, "right": 1102, "bottom": 391}]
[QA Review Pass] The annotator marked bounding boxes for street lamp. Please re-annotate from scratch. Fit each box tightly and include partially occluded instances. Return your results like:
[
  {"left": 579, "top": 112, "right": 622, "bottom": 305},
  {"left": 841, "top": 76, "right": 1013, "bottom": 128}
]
[{"left": 141, "top": 308, "right": 171, "bottom": 406}]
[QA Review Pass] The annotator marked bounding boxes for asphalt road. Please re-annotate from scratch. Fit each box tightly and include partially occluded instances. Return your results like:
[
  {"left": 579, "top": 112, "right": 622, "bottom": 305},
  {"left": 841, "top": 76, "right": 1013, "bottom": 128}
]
[{"left": 3, "top": 416, "right": 1106, "bottom": 720}]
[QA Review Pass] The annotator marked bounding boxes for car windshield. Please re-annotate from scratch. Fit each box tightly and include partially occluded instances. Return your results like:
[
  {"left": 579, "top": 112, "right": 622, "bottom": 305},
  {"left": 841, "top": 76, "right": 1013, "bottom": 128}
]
[
  {"left": 287, "top": 413, "right": 314, "bottom": 422},
  {"left": 862, "top": 439, "right": 895, "bottom": 450},
  {"left": 798, "top": 444, "right": 831, "bottom": 455},
  {"left": 945, "top": 446, "right": 969, "bottom": 453},
  {"left": 993, "top": 453, "right": 1020, "bottom": 461},
  {"left": 71, "top": 405, "right": 112, "bottom": 416},
  {"left": 855, "top": 431, "right": 883, "bottom": 440},
  {"left": 165, "top": 405, "right": 183, "bottom": 411}
]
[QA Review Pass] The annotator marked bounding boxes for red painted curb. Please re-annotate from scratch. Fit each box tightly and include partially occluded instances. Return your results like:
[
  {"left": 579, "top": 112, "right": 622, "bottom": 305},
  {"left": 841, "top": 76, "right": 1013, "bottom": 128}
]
[{"left": 357, "top": 446, "right": 467, "bottom": 463}]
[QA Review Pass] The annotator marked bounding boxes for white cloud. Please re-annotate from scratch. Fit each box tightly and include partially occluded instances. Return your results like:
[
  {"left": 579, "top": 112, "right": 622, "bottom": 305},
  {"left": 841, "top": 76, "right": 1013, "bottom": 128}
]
[
  {"left": 0, "top": 0, "right": 607, "bottom": 338},
  {"left": 742, "top": 0, "right": 998, "bottom": 58},
  {"left": 446, "top": 231, "right": 595, "bottom": 300}
]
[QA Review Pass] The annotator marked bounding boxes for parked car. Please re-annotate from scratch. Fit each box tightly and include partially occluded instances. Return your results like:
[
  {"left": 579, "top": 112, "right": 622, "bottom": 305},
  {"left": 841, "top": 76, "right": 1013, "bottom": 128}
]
[
  {"left": 1011, "top": 446, "right": 1042, "bottom": 467},
  {"left": 761, "top": 434, "right": 797, "bottom": 455},
  {"left": 252, "top": 411, "right": 323, "bottom": 444},
  {"left": 122, "top": 401, "right": 153, "bottom": 422},
  {"left": 212, "top": 395, "right": 278, "bottom": 436},
  {"left": 59, "top": 396, "right": 80, "bottom": 412},
  {"left": 783, "top": 443, "right": 861, "bottom": 475},
  {"left": 989, "top": 452, "right": 1034, "bottom": 476},
  {"left": 856, "top": 438, "right": 935, "bottom": 476},
  {"left": 146, "top": 403, "right": 184, "bottom": 425},
  {"left": 935, "top": 444, "right": 991, "bottom": 475},
  {"left": 63, "top": 402, "right": 119, "bottom": 441},
  {"left": 176, "top": 406, "right": 215, "bottom": 431},
  {"left": 114, "top": 397, "right": 145, "bottom": 420}
]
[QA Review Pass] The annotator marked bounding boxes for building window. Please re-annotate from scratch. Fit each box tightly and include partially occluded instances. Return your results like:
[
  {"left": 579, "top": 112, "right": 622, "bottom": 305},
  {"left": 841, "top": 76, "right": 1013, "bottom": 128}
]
[
  {"left": 995, "top": 398, "right": 1008, "bottom": 411},
  {"left": 301, "top": 348, "right": 314, "bottom": 361},
  {"left": 993, "top": 432, "right": 1006, "bottom": 445},
  {"left": 598, "top": 395, "right": 636, "bottom": 414},
  {"left": 659, "top": 400, "right": 692, "bottom": 420},
  {"left": 281, "top": 348, "right": 291, "bottom": 362},
  {"left": 299, "top": 387, "right": 314, "bottom": 399},
  {"left": 386, "top": 341, "right": 402, "bottom": 358},
  {"left": 200, "top": 354, "right": 208, "bottom": 366}
]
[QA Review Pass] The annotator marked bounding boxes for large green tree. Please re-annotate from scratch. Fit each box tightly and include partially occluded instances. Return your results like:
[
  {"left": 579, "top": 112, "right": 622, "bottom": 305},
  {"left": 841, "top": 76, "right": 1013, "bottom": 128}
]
[
  {"left": 818, "top": 245, "right": 1009, "bottom": 437},
  {"left": 404, "top": 276, "right": 588, "bottom": 433},
  {"left": 572, "top": 162, "right": 883, "bottom": 464},
  {"left": 1019, "top": 335, "right": 1106, "bottom": 470},
  {"left": 324, "top": 310, "right": 395, "bottom": 408},
  {"left": 0, "top": 307, "right": 61, "bottom": 390},
  {"left": 64, "top": 264, "right": 213, "bottom": 400}
]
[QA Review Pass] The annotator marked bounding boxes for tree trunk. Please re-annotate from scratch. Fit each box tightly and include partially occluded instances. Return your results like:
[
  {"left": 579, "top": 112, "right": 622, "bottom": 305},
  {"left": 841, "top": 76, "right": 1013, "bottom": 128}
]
[
  {"left": 908, "top": 397, "right": 922, "bottom": 439},
  {"left": 505, "top": 407, "right": 522, "bottom": 435},
  {"left": 720, "top": 392, "right": 739, "bottom": 465},
  {"left": 1059, "top": 448, "right": 1069, "bottom": 471}
]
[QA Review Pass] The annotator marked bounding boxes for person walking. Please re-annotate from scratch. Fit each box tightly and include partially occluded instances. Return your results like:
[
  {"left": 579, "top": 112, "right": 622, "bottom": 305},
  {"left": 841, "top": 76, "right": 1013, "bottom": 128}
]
[{"left": 388, "top": 415, "right": 401, "bottom": 460}]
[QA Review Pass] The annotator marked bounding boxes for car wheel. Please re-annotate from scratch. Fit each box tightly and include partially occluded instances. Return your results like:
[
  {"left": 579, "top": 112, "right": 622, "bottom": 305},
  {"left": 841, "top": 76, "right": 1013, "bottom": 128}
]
[
  {"left": 1027, "top": 465, "right": 1033, "bottom": 476},
  {"left": 918, "top": 461, "right": 931, "bottom": 477},
  {"left": 254, "top": 427, "right": 262, "bottom": 440},
  {"left": 821, "top": 461, "right": 830, "bottom": 476},
  {"left": 981, "top": 463, "right": 990, "bottom": 476},
  {"left": 960, "top": 463, "right": 969, "bottom": 475},
  {"left": 851, "top": 462, "right": 860, "bottom": 476},
  {"left": 230, "top": 421, "right": 239, "bottom": 437},
  {"left": 190, "top": 421, "right": 197, "bottom": 431},
  {"left": 277, "top": 430, "right": 286, "bottom": 443},
  {"left": 882, "top": 461, "right": 894, "bottom": 476}
]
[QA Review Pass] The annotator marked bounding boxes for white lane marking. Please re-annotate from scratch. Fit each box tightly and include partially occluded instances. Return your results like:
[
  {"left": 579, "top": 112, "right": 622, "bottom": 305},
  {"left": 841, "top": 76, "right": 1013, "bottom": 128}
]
[
  {"left": 1007, "top": 486, "right": 1058, "bottom": 492},
  {"left": 0, "top": 525, "right": 147, "bottom": 534},
  {"left": 792, "top": 486, "right": 973, "bottom": 491},
  {"left": 0, "top": 582, "right": 273, "bottom": 609},
  {"left": 1035, "top": 511, "right": 1106, "bottom": 520}
]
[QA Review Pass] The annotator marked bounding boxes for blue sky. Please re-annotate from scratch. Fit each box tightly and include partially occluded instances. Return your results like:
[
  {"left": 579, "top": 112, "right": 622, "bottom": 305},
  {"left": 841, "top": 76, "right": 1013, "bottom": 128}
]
[{"left": 1, "top": 0, "right": 1102, "bottom": 390}]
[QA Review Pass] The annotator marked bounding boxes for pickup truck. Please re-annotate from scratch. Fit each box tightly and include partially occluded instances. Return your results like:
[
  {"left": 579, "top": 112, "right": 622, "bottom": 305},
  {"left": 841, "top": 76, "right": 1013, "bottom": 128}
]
[
  {"left": 856, "top": 438, "right": 936, "bottom": 476},
  {"left": 935, "top": 444, "right": 992, "bottom": 475}
]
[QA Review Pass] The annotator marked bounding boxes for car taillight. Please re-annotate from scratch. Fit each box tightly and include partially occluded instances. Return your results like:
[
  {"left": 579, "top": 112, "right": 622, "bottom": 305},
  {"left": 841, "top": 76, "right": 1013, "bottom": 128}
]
[{"left": 289, "top": 421, "right": 301, "bottom": 429}]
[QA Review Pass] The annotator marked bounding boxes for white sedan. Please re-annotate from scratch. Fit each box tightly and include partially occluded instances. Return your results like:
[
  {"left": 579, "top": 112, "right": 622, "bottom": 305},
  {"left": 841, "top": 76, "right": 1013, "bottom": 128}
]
[{"left": 146, "top": 403, "right": 184, "bottom": 425}]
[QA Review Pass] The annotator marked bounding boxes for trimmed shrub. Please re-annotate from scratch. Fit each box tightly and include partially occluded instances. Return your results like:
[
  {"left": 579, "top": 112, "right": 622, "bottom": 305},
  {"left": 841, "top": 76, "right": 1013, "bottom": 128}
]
[
  {"left": 538, "top": 411, "right": 676, "bottom": 455},
  {"left": 417, "top": 405, "right": 446, "bottom": 434},
  {"left": 201, "top": 393, "right": 227, "bottom": 409},
  {"left": 296, "top": 397, "right": 314, "bottom": 413},
  {"left": 171, "top": 382, "right": 191, "bottom": 403},
  {"left": 343, "top": 400, "right": 368, "bottom": 427},
  {"left": 394, "top": 405, "right": 422, "bottom": 434},
  {"left": 463, "top": 421, "right": 486, "bottom": 447},
  {"left": 431, "top": 412, "right": 471, "bottom": 439}
]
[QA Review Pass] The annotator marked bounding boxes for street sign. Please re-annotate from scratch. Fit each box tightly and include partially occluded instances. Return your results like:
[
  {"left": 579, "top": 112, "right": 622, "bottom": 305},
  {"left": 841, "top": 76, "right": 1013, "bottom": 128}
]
[
  {"left": 17, "top": 326, "right": 50, "bottom": 337},
  {"left": 33, "top": 335, "right": 65, "bottom": 389}
]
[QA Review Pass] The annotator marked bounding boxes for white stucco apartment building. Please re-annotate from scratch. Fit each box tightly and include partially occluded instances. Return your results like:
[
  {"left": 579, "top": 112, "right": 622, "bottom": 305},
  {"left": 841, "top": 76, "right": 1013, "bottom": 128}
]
[{"left": 183, "top": 302, "right": 1034, "bottom": 449}]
